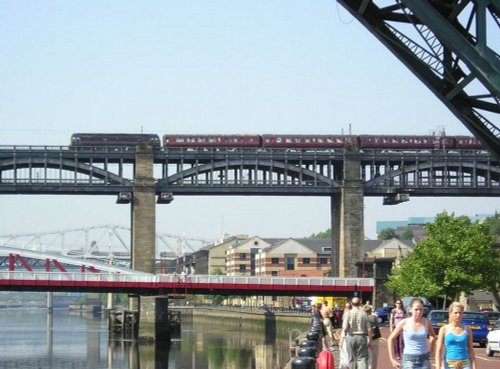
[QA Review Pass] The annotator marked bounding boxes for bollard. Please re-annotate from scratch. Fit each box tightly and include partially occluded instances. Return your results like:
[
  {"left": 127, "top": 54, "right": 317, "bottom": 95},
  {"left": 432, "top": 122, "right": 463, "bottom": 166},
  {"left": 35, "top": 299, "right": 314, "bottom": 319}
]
[
  {"left": 306, "top": 331, "right": 322, "bottom": 351},
  {"left": 291, "top": 356, "right": 317, "bottom": 369},
  {"left": 310, "top": 321, "right": 324, "bottom": 335},
  {"left": 299, "top": 339, "right": 318, "bottom": 349},
  {"left": 307, "top": 331, "right": 320, "bottom": 341},
  {"left": 297, "top": 346, "right": 318, "bottom": 358}
]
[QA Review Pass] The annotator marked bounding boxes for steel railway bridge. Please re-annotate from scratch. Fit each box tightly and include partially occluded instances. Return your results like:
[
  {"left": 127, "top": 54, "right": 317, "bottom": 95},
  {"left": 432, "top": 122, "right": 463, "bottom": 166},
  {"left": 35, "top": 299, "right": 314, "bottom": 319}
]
[
  {"left": 0, "top": 145, "right": 498, "bottom": 278},
  {"left": 0, "top": 145, "right": 498, "bottom": 197}
]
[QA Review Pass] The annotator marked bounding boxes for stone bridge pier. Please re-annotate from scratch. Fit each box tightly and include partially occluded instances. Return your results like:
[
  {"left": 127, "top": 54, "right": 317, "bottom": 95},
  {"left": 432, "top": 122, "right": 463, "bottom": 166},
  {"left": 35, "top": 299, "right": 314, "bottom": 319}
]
[
  {"left": 128, "top": 144, "right": 170, "bottom": 341},
  {"left": 331, "top": 150, "right": 365, "bottom": 279}
]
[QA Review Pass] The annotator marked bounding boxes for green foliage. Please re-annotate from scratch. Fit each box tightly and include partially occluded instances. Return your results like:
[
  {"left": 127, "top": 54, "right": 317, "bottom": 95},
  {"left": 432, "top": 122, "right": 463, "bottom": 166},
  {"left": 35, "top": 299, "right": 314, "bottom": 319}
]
[
  {"left": 378, "top": 228, "right": 396, "bottom": 240},
  {"left": 387, "top": 212, "right": 499, "bottom": 304},
  {"left": 205, "top": 295, "right": 224, "bottom": 305},
  {"left": 484, "top": 214, "right": 500, "bottom": 235},
  {"left": 310, "top": 229, "right": 331, "bottom": 239},
  {"left": 211, "top": 267, "right": 225, "bottom": 275},
  {"left": 401, "top": 229, "right": 414, "bottom": 240}
]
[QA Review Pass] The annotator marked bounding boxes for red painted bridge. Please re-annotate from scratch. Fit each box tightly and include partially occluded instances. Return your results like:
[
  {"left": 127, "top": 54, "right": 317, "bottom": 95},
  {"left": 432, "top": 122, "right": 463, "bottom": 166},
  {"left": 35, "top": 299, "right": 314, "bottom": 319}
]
[
  {"left": 0, "top": 271, "right": 374, "bottom": 297},
  {"left": 0, "top": 246, "right": 373, "bottom": 296}
]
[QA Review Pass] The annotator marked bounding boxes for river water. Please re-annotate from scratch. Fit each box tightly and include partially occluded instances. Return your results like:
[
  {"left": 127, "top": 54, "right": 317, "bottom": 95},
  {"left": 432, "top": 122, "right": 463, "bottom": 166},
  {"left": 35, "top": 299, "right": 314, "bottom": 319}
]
[{"left": 0, "top": 308, "right": 310, "bottom": 369}]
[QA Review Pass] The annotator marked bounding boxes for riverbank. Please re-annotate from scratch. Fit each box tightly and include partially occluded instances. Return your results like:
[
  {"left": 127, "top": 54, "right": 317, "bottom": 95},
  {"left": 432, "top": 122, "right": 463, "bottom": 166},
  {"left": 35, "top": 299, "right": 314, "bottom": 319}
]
[{"left": 185, "top": 306, "right": 313, "bottom": 323}]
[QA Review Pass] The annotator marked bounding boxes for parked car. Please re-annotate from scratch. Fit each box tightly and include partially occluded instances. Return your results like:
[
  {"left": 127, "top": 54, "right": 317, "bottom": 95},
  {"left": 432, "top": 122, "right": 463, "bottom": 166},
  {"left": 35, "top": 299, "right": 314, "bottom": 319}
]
[
  {"left": 484, "top": 311, "right": 500, "bottom": 326},
  {"left": 486, "top": 318, "right": 500, "bottom": 356},
  {"left": 427, "top": 309, "right": 449, "bottom": 334},
  {"left": 374, "top": 306, "right": 393, "bottom": 323},
  {"left": 427, "top": 310, "right": 490, "bottom": 347},
  {"left": 402, "top": 296, "right": 433, "bottom": 317}
]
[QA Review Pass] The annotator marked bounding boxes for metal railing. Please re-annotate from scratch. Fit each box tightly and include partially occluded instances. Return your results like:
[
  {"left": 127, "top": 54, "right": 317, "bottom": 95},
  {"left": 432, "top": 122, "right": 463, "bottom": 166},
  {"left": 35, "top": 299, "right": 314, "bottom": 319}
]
[{"left": 0, "top": 271, "right": 374, "bottom": 287}]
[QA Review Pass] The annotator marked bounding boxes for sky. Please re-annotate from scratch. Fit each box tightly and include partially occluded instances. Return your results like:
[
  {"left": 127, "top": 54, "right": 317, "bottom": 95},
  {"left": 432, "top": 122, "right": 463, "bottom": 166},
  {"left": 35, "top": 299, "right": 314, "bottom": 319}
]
[{"left": 0, "top": 1, "right": 498, "bottom": 246}]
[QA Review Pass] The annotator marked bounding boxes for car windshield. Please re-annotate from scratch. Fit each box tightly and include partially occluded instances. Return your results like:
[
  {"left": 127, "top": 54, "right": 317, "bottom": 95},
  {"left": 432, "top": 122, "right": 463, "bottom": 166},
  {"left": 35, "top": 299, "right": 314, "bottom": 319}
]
[
  {"left": 430, "top": 312, "right": 448, "bottom": 321},
  {"left": 463, "top": 313, "right": 488, "bottom": 322}
]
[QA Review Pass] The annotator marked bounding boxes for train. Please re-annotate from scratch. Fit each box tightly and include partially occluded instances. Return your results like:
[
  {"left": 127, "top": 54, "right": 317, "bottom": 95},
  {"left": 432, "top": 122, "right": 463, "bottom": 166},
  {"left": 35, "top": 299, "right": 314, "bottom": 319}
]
[
  {"left": 164, "top": 134, "right": 484, "bottom": 150},
  {"left": 69, "top": 133, "right": 484, "bottom": 150},
  {"left": 70, "top": 133, "right": 161, "bottom": 147}
]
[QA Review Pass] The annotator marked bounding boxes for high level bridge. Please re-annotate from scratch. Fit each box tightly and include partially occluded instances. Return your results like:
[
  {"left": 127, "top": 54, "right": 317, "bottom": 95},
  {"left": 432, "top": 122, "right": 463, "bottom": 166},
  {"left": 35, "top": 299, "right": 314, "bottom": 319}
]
[{"left": 0, "top": 145, "right": 498, "bottom": 278}]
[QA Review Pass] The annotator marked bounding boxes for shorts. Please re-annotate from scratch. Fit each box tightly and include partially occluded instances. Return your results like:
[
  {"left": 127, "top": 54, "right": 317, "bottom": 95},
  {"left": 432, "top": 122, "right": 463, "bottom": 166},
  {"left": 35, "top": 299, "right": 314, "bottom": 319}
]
[
  {"left": 402, "top": 353, "right": 430, "bottom": 369},
  {"left": 444, "top": 359, "right": 470, "bottom": 369}
]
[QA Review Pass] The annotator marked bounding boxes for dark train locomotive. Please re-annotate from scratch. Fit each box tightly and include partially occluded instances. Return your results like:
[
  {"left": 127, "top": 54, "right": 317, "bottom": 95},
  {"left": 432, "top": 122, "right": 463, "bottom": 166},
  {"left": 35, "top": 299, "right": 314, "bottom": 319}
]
[{"left": 70, "top": 133, "right": 161, "bottom": 147}]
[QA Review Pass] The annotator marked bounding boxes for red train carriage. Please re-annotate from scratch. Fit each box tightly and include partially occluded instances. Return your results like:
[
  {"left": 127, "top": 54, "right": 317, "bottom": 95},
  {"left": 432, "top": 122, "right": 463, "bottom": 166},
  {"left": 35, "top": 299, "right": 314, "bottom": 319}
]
[
  {"left": 162, "top": 134, "right": 261, "bottom": 147},
  {"left": 454, "top": 135, "right": 484, "bottom": 149},
  {"left": 358, "top": 135, "right": 454, "bottom": 149},
  {"left": 261, "top": 134, "right": 355, "bottom": 148},
  {"left": 70, "top": 133, "right": 161, "bottom": 147}
]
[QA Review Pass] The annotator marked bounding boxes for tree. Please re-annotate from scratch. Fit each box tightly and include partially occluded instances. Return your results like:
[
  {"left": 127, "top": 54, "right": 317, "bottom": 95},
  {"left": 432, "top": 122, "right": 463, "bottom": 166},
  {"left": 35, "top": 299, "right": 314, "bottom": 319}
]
[
  {"left": 378, "top": 228, "right": 396, "bottom": 240},
  {"left": 401, "top": 229, "right": 414, "bottom": 240},
  {"left": 310, "top": 229, "right": 331, "bottom": 239},
  {"left": 387, "top": 212, "right": 499, "bottom": 306},
  {"left": 484, "top": 214, "right": 500, "bottom": 236}
]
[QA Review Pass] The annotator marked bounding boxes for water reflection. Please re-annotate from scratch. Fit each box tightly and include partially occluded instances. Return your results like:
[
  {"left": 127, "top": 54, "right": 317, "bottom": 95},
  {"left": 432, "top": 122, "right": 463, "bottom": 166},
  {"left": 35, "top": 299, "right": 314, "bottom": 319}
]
[{"left": 0, "top": 308, "right": 310, "bottom": 369}]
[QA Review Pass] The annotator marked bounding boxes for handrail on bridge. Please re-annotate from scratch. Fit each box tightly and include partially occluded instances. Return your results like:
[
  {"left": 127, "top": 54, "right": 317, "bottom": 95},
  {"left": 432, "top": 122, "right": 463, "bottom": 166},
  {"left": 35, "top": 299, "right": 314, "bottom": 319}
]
[{"left": 0, "top": 271, "right": 374, "bottom": 287}]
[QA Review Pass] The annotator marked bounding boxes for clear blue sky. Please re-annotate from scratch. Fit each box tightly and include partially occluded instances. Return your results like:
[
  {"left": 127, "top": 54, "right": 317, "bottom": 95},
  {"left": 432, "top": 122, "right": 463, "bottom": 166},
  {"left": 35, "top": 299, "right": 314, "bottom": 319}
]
[{"left": 0, "top": 1, "right": 498, "bottom": 242}]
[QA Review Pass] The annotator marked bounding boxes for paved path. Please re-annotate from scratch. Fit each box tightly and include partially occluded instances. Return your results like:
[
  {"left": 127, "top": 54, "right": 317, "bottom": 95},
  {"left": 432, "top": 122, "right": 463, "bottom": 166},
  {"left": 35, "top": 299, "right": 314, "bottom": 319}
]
[
  {"left": 287, "top": 324, "right": 500, "bottom": 369},
  {"left": 376, "top": 325, "right": 499, "bottom": 369}
]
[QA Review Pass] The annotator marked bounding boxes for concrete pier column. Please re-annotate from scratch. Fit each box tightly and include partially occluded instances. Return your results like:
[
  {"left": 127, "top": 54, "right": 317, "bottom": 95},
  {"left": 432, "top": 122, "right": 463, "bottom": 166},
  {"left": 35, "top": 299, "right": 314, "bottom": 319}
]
[
  {"left": 330, "top": 194, "right": 341, "bottom": 277},
  {"left": 131, "top": 144, "right": 156, "bottom": 274},
  {"left": 339, "top": 149, "right": 364, "bottom": 277},
  {"left": 139, "top": 296, "right": 171, "bottom": 341},
  {"left": 47, "top": 291, "right": 53, "bottom": 314}
]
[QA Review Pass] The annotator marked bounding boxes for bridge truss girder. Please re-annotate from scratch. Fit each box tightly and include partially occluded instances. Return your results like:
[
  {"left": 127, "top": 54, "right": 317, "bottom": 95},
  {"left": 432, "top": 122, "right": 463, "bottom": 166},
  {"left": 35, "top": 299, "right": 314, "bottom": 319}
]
[
  {"left": 338, "top": 0, "right": 500, "bottom": 160},
  {"left": 0, "top": 149, "right": 498, "bottom": 196}
]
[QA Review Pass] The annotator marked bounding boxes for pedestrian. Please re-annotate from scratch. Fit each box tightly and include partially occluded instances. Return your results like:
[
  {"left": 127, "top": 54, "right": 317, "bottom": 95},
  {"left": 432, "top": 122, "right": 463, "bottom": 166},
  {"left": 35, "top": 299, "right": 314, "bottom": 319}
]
[
  {"left": 312, "top": 302, "right": 328, "bottom": 348},
  {"left": 340, "top": 297, "right": 372, "bottom": 369},
  {"left": 388, "top": 297, "right": 436, "bottom": 369},
  {"left": 435, "top": 302, "right": 477, "bottom": 369},
  {"left": 321, "top": 300, "right": 335, "bottom": 348},
  {"left": 343, "top": 301, "right": 353, "bottom": 323},
  {"left": 389, "top": 299, "right": 406, "bottom": 360},
  {"left": 363, "top": 304, "right": 381, "bottom": 369}
]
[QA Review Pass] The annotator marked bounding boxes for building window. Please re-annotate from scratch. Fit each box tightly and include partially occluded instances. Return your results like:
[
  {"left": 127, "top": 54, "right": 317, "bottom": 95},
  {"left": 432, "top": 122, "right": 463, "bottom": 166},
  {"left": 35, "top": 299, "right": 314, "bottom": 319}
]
[
  {"left": 239, "top": 265, "right": 246, "bottom": 272},
  {"left": 319, "top": 258, "right": 328, "bottom": 265},
  {"left": 271, "top": 258, "right": 279, "bottom": 264},
  {"left": 240, "top": 253, "right": 246, "bottom": 260},
  {"left": 286, "top": 257, "right": 295, "bottom": 270},
  {"left": 271, "top": 271, "right": 278, "bottom": 276},
  {"left": 303, "top": 258, "right": 311, "bottom": 264}
]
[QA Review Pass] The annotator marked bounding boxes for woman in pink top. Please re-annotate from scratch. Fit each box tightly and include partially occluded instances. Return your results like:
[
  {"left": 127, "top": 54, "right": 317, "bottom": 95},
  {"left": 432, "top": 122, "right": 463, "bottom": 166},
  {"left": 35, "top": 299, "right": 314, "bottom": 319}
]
[{"left": 390, "top": 299, "right": 406, "bottom": 359}]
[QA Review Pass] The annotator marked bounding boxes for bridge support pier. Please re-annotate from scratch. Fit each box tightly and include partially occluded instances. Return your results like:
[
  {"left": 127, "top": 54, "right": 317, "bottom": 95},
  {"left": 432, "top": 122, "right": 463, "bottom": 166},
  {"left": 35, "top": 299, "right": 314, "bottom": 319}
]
[
  {"left": 331, "top": 149, "right": 364, "bottom": 278},
  {"left": 47, "top": 292, "right": 53, "bottom": 314},
  {"left": 138, "top": 296, "right": 171, "bottom": 341},
  {"left": 330, "top": 194, "right": 341, "bottom": 277},
  {"left": 131, "top": 144, "right": 156, "bottom": 274}
]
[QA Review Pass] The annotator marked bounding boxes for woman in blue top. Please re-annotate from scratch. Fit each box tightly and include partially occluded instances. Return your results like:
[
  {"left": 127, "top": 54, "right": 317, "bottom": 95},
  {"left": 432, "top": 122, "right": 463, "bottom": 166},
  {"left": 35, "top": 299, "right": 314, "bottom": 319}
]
[
  {"left": 435, "top": 302, "right": 477, "bottom": 369},
  {"left": 388, "top": 298, "right": 437, "bottom": 369}
]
